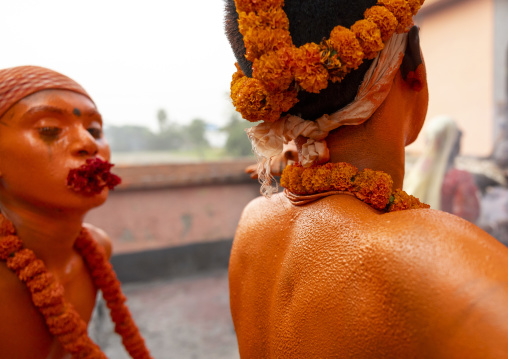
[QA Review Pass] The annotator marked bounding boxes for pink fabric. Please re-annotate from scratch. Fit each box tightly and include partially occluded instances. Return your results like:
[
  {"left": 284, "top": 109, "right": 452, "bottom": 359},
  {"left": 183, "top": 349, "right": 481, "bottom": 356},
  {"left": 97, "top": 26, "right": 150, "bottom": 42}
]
[
  {"left": 441, "top": 168, "right": 480, "bottom": 223},
  {"left": 0, "top": 66, "right": 92, "bottom": 118}
]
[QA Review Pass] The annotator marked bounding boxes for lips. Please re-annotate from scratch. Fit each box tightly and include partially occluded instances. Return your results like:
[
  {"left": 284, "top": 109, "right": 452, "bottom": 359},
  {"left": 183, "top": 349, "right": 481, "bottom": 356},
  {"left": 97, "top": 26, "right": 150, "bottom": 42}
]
[{"left": 67, "top": 157, "right": 121, "bottom": 195}]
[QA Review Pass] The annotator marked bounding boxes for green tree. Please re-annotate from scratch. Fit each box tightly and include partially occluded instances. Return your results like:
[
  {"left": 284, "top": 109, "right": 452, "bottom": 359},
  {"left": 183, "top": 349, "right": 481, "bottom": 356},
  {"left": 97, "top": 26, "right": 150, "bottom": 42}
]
[
  {"left": 157, "top": 109, "right": 168, "bottom": 133},
  {"left": 222, "top": 114, "right": 253, "bottom": 157},
  {"left": 184, "top": 118, "right": 210, "bottom": 158}
]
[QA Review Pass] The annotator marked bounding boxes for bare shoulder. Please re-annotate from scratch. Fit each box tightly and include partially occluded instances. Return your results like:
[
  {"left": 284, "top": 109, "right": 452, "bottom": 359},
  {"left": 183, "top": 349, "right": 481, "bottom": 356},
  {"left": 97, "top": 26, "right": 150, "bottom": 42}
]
[{"left": 82, "top": 223, "right": 112, "bottom": 259}]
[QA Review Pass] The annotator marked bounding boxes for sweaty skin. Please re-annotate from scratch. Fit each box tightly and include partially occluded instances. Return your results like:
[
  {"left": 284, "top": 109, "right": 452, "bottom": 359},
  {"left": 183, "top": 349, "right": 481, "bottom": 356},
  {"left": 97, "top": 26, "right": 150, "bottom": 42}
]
[
  {"left": 230, "top": 194, "right": 508, "bottom": 358},
  {"left": 229, "top": 43, "right": 508, "bottom": 357},
  {"left": 0, "top": 89, "right": 112, "bottom": 359}
]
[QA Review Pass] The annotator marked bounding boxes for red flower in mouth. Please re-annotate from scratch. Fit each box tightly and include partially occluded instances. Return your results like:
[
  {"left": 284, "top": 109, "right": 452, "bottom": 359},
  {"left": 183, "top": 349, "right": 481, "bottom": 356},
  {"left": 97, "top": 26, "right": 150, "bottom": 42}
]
[{"left": 67, "top": 158, "right": 121, "bottom": 194}]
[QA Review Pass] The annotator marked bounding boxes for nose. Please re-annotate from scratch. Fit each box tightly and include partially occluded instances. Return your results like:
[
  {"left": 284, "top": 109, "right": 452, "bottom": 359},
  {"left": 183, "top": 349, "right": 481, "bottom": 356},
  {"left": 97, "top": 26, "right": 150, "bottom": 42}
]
[{"left": 70, "top": 126, "right": 99, "bottom": 157}]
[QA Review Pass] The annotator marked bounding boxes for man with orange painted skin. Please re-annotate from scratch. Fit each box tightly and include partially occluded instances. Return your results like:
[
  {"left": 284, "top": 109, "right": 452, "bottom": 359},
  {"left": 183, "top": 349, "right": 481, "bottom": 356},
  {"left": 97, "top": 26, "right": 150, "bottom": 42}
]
[
  {"left": 0, "top": 66, "right": 151, "bottom": 359},
  {"left": 225, "top": 1, "right": 508, "bottom": 357}
]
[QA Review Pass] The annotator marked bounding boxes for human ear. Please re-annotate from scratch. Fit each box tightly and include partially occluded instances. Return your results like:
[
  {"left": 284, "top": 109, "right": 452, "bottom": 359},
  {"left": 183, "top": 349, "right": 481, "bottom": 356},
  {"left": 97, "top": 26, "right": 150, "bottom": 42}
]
[{"left": 400, "top": 26, "right": 426, "bottom": 92}]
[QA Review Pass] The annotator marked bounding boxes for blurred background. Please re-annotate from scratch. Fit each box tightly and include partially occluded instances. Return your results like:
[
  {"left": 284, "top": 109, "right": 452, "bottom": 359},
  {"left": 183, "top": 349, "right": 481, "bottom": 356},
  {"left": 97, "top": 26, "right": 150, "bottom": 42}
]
[{"left": 1, "top": 0, "right": 507, "bottom": 358}]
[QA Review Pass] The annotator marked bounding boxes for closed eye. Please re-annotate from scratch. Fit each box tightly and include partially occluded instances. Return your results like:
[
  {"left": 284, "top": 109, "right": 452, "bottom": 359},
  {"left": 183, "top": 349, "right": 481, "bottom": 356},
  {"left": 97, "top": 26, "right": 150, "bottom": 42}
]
[
  {"left": 87, "top": 127, "right": 103, "bottom": 139},
  {"left": 38, "top": 126, "right": 62, "bottom": 139}
]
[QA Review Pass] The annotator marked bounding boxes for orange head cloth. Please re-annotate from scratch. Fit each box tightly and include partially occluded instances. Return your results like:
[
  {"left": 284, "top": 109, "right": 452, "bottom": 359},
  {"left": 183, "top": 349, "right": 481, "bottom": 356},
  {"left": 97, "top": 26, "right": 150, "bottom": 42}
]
[{"left": 0, "top": 66, "right": 93, "bottom": 119}]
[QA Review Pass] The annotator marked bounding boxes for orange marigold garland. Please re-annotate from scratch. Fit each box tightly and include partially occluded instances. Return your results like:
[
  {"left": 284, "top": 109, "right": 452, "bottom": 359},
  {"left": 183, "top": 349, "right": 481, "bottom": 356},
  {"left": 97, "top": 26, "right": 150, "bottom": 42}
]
[
  {"left": 0, "top": 214, "right": 152, "bottom": 359},
  {"left": 231, "top": 0, "right": 425, "bottom": 123},
  {"left": 281, "top": 163, "right": 429, "bottom": 212}
]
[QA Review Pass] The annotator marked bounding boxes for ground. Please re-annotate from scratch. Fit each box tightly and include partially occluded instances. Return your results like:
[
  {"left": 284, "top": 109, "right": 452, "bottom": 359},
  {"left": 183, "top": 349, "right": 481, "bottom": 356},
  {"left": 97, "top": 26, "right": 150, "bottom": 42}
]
[{"left": 89, "top": 269, "right": 239, "bottom": 359}]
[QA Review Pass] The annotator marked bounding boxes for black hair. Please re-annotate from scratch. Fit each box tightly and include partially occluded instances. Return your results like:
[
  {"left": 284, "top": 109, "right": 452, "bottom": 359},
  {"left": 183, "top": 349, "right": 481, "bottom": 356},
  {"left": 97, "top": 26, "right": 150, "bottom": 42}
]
[{"left": 225, "top": 0, "right": 377, "bottom": 120}]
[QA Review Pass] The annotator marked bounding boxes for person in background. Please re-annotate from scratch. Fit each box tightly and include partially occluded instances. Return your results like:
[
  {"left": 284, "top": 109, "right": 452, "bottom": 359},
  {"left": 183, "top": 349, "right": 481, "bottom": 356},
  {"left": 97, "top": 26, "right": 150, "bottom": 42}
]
[{"left": 404, "top": 115, "right": 480, "bottom": 223}]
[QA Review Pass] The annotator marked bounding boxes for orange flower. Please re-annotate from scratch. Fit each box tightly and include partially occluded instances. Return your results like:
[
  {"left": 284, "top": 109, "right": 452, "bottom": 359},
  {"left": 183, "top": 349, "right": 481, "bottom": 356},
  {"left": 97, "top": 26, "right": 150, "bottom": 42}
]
[
  {"left": 406, "top": 0, "right": 422, "bottom": 15},
  {"left": 281, "top": 163, "right": 428, "bottom": 212},
  {"left": 235, "top": 0, "right": 284, "bottom": 13},
  {"left": 242, "top": 26, "right": 292, "bottom": 61},
  {"left": 351, "top": 19, "right": 384, "bottom": 60},
  {"left": 293, "top": 43, "right": 329, "bottom": 93},
  {"left": 329, "top": 26, "right": 364, "bottom": 71},
  {"left": 353, "top": 168, "right": 393, "bottom": 210},
  {"left": 364, "top": 6, "right": 398, "bottom": 42},
  {"left": 388, "top": 189, "right": 430, "bottom": 212},
  {"left": 0, "top": 234, "right": 22, "bottom": 260},
  {"left": 253, "top": 47, "right": 295, "bottom": 92},
  {"left": 238, "top": 8, "right": 289, "bottom": 33},
  {"left": 231, "top": 0, "right": 423, "bottom": 124},
  {"left": 281, "top": 165, "right": 306, "bottom": 194},
  {"left": 0, "top": 214, "right": 152, "bottom": 359},
  {"left": 378, "top": 0, "right": 413, "bottom": 33},
  {"left": 329, "top": 162, "right": 358, "bottom": 191},
  {"left": 231, "top": 75, "right": 298, "bottom": 123}
]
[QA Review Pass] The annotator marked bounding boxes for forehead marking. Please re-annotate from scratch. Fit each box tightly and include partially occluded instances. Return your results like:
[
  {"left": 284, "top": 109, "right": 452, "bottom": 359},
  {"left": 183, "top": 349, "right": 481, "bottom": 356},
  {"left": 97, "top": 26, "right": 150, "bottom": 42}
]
[{"left": 73, "top": 108, "right": 81, "bottom": 117}]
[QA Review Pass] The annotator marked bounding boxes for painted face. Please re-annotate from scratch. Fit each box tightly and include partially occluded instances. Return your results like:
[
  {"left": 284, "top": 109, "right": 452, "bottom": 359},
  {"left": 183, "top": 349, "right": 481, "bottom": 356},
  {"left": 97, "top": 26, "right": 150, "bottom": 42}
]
[{"left": 0, "top": 89, "right": 112, "bottom": 212}]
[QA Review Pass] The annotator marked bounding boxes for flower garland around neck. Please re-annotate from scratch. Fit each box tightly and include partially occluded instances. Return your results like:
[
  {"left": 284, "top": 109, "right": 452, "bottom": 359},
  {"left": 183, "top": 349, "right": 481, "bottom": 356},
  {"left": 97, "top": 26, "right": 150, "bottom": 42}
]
[
  {"left": 231, "top": 0, "right": 425, "bottom": 123},
  {"left": 281, "top": 162, "right": 429, "bottom": 212},
  {"left": 0, "top": 214, "right": 152, "bottom": 359}
]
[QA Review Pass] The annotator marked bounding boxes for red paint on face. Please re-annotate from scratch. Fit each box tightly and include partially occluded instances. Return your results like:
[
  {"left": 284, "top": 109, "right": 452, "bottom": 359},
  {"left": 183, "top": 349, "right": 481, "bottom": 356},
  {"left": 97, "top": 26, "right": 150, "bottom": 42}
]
[{"left": 0, "top": 89, "right": 112, "bottom": 212}]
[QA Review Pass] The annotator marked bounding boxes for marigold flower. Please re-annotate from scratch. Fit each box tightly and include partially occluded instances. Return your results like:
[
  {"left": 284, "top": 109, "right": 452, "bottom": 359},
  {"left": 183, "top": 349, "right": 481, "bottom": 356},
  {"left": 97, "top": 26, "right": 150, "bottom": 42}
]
[
  {"left": 320, "top": 43, "right": 342, "bottom": 69},
  {"left": 243, "top": 27, "right": 292, "bottom": 61},
  {"left": 293, "top": 43, "right": 329, "bottom": 93},
  {"left": 281, "top": 165, "right": 306, "bottom": 194},
  {"left": 406, "top": 0, "right": 422, "bottom": 15},
  {"left": 0, "top": 235, "right": 22, "bottom": 260},
  {"left": 364, "top": 6, "right": 398, "bottom": 41},
  {"left": 232, "top": 75, "right": 298, "bottom": 122},
  {"left": 378, "top": 0, "right": 413, "bottom": 33},
  {"left": 26, "top": 272, "right": 55, "bottom": 293},
  {"left": 353, "top": 168, "right": 393, "bottom": 210},
  {"left": 329, "top": 26, "right": 364, "bottom": 71},
  {"left": 388, "top": 189, "right": 429, "bottom": 212},
  {"left": 0, "top": 215, "right": 151, "bottom": 359},
  {"left": 5, "top": 248, "right": 36, "bottom": 272},
  {"left": 17, "top": 258, "right": 46, "bottom": 281},
  {"left": 253, "top": 47, "right": 295, "bottom": 92},
  {"left": 32, "top": 281, "right": 65, "bottom": 307},
  {"left": 235, "top": 0, "right": 284, "bottom": 13},
  {"left": 351, "top": 19, "right": 384, "bottom": 60},
  {"left": 238, "top": 8, "right": 289, "bottom": 33},
  {"left": 329, "top": 162, "right": 358, "bottom": 191}
]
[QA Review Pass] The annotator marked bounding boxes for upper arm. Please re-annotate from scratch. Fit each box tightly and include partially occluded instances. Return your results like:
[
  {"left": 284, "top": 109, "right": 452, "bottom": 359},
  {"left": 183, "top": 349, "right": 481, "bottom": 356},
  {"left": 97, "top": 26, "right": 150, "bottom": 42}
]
[{"left": 82, "top": 223, "right": 112, "bottom": 259}]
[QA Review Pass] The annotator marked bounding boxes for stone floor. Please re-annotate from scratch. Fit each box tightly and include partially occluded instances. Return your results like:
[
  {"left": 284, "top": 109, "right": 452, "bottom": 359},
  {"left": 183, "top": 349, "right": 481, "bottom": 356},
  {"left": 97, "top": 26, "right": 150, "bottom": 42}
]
[{"left": 89, "top": 269, "right": 240, "bottom": 359}]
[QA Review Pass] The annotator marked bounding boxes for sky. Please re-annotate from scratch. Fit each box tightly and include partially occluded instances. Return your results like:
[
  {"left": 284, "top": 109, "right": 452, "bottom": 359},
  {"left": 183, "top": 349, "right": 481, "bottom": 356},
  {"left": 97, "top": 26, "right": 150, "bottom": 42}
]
[{"left": 0, "top": 1, "right": 237, "bottom": 133}]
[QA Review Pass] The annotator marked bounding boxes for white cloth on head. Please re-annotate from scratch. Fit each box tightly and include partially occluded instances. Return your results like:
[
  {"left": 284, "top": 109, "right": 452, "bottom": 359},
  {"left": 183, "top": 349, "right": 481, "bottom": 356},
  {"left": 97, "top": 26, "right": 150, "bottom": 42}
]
[{"left": 246, "top": 33, "right": 409, "bottom": 196}]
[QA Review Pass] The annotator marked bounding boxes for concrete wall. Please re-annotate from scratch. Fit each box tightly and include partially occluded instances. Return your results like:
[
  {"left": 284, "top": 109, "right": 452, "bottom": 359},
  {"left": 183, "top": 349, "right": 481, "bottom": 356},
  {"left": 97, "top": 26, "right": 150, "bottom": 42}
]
[
  {"left": 494, "top": 0, "right": 508, "bottom": 135},
  {"left": 83, "top": 160, "right": 262, "bottom": 282},
  {"left": 408, "top": 0, "right": 495, "bottom": 156}
]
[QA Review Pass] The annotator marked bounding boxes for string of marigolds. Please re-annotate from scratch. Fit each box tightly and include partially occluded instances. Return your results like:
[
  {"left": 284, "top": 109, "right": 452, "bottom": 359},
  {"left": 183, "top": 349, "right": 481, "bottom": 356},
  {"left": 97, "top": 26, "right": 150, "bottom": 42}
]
[
  {"left": 0, "top": 214, "right": 152, "bottom": 359},
  {"left": 281, "top": 163, "right": 429, "bottom": 212},
  {"left": 231, "top": 0, "right": 425, "bottom": 123}
]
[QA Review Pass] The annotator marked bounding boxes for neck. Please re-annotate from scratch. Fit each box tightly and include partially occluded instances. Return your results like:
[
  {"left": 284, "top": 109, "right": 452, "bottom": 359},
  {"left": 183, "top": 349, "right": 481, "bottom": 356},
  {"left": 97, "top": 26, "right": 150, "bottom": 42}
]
[
  {"left": 325, "top": 114, "right": 406, "bottom": 189},
  {"left": 297, "top": 70, "right": 424, "bottom": 190},
  {"left": 0, "top": 204, "right": 85, "bottom": 268}
]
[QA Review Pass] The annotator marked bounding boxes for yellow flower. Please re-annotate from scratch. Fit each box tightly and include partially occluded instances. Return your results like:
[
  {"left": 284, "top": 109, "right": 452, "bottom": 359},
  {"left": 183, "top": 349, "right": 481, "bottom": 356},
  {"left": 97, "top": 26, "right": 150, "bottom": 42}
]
[
  {"left": 364, "top": 6, "right": 398, "bottom": 41},
  {"left": 293, "top": 43, "right": 329, "bottom": 93},
  {"left": 329, "top": 26, "right": 364, "bottom": 71},
  {"left": 378, "top": 0, "right": 413, "bottom": 33}
]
